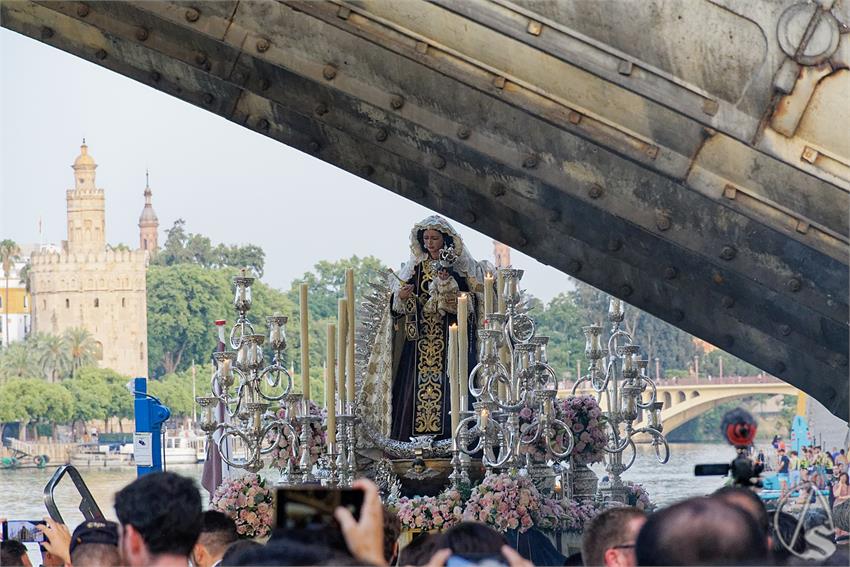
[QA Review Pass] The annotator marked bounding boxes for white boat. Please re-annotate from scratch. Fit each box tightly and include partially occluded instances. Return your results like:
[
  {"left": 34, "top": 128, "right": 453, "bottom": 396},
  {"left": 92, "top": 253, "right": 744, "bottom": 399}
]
[
  {"left": 70, "top": 444, "right": 133, "bottom": 468},
  {"left": 163, "top": 434, "right": 206, "bottom": 464}
]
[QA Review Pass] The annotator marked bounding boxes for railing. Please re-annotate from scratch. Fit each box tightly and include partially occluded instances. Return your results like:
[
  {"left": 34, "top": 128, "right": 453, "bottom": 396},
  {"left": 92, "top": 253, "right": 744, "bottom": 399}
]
[{"left": 4, "top": 438, "right": 75, "bottom": 463}]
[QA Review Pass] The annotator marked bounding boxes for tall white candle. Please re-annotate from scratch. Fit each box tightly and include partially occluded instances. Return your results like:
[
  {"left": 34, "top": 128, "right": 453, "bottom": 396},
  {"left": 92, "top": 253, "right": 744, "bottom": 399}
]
[
  {"left": 300, "top": 284, "right": 310, "bottom": 401},
  {"left": 448, "top": 324, "right": 459, "bottom": 442},
  {"left": 337, "top": 298, "right": 348, "bottom": 411},
  {"left": 345, "top": 269, "right": 356, "bottom": 404},
  {"left": 457, "top": 294, "right": 469, "bottom": 412},
  {"left": 326, "top": 325, "right": 336, "bottom": 447},
  {"left": 484, "top": 273, "right": 494, "bottom": 316}
]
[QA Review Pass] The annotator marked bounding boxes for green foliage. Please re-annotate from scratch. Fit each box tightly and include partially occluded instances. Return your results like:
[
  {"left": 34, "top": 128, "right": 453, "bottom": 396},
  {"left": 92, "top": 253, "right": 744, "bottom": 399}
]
[
  {"left": 152, "top": 219, "right": 265, "bottom": 277},
  {"left": 149, "top": 370, "right": 197, "bottom": 418},
  {"left": 64, "top": 327, "right": 98, "bottom": 378},
  {"left": 0, "top": 340, "right": 39, "bottom": 381}
]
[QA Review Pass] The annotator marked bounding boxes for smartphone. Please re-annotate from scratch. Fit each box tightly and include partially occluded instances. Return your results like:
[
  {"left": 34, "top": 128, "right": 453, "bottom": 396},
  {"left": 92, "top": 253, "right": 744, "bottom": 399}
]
[
  {"left": 446, "top": 554, "right": 508, "bottom": 567},
  {"left": 2, "top": 520, "right": 46, "bottom": 543},
  {"left": 275, "top": 487, "right": 363, "bottom": 532}
]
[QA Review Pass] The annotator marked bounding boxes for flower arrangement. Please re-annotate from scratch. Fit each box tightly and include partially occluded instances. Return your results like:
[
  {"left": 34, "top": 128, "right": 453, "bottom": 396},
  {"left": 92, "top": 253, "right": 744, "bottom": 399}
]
[
  {"left": 392, "top": 487, "right": 464, "bottom": 531},
  {"left": 269, "top": 400, "right": 326, "bottom": 470},
  {"left": 211, "top": 473, "right": 274, "bottom": 538},
  {"left": 625, "top": 481, "right": 655, "bottom": 511},
  {"left": 518, "top": 395, "right": 607, "bottom": 465},
  {"left": 462, "top": 473, "right": 540, "bottom": 533}
]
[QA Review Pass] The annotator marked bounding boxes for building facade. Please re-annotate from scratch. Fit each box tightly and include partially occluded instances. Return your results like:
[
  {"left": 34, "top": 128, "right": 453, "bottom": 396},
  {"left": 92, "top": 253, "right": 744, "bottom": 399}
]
[
  {"left": 29, "top": 143, "right": 153, "bottom": 377},
  {"left": 1, "top": 258, "right": 31, "bottom": 345}
]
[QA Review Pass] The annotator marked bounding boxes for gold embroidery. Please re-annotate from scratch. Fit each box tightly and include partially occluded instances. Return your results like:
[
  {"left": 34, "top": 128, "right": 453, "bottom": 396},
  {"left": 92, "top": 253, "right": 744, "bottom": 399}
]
[{"left": 413, "top": 261, "right": 445, "bottom": 434}]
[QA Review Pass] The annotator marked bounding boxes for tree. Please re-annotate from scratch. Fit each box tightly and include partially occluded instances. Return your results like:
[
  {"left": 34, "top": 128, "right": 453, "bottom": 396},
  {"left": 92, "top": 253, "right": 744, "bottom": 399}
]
[
  {"left": 34, "top": 333, "right": 71, "bottom": 382},
  {"left": 1, "top": 239, "right": 21, "bottom": 347},
  {"left": 64, "top": 328, "right": 97, "bottom": 378},
  {"left": 63, "top": 368, "right": 110, "bottom": 440},
  {"left": 0, "top": 341, "right": 39, "bottom": 381},
  {"left": 152, "top": 219, "right": 265, "bottom": 277}
]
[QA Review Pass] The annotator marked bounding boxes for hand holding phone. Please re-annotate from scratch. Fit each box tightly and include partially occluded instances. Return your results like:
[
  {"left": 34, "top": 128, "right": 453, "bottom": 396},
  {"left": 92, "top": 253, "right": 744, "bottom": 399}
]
[{"left": 2, "top": 520, "right": 46, "bottom": 543}]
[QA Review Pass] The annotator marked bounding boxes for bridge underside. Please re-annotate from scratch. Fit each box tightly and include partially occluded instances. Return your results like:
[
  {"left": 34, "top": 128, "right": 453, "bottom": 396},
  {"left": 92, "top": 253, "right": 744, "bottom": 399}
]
[{"left": 3, "top": 1, "right": 848, "bottom": 419}]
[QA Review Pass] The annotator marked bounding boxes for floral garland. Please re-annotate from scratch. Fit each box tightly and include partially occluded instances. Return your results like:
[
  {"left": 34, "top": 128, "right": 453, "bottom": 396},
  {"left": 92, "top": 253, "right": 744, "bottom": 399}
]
[
  {"left": 211, "top": 473, "right": 273, "bottom": 538},
  {"left": 518, "top": 395, "right": 607, "bottom": 465},
  {"left": 391, "top": 487, "right": 464, "bottom": 531},
  {"left": 624, "top": 481, "right": 655, "bottom": 511},
  {"left": 269, "top": 400, "right": 326, "bottom": 470}
]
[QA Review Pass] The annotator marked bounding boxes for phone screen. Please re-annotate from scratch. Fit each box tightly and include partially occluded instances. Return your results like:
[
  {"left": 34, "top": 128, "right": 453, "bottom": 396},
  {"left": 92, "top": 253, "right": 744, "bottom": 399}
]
[
  {"left": 2, "top": 520, "right": 46, "bottom": 543},
  {"left": 275, "top": 488, "right": 363, "bottom": 532}
]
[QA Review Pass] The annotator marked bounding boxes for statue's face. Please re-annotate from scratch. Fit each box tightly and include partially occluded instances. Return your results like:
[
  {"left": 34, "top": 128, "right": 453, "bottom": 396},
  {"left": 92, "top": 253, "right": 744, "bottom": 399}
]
[{"left": 422, "top": 229, "right": 444, "bottom": 257}]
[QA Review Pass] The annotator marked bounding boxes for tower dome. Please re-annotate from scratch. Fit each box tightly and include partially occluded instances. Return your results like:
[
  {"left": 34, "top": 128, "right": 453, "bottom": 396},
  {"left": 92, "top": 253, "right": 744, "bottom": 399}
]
[
  {"left": 73, "top": 140, "right": 97, "bottom": 170},
  {"left": 139, "top": 171, "right": 159, "bottom": 255}
]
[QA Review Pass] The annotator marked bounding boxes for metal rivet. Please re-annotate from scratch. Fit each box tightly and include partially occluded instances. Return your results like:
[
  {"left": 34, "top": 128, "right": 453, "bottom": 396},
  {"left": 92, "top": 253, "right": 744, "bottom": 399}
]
[
  {"left": 185, "top": 7, "right": 200, "bottom": 22},
  {"left": 322, "top": 64, "right": 337, "bottom": 80},
  {"left": 527, "top": 20, "right": 543, "bottom": 36},
  {"left": 259, "top": 78, "right": 271, "bottom": 91},
  {"left": 719, "top": 246, "right": 737, "bottom": 261},
  {"left": 712, "top": 272, "right": 724, "bottom": 285},
  {"left": 490, "top": 183, "right": 506, "bottom": 197},
  {"left": 337, "top": 5, "right": 351, "bottom": 19},
  {"left": 721, "top": 296, "right": 735, "bottom": 308},
  {"left": 457, "top": 127, "right": 471, "bottom": 140},
  {"left": 672, "top": 309, "right": 685, "bottom": 322},
  {"left": 149, "top": 70, "right": 161, "bottom": 82},
  {"left": 568, "top": 111, "right": 582, "bottom": 125},
  {"left": 547, "top": 210, "right": 561, "bottom": 223},
  {"left": 202, "top": 93, "right": 214, "bottom": 105},
  {"left": 722, "top": 334, "right": 734, "bottom": 347},
  {"left": 664, "top": 267, "right": 678, "bottom": 280},
  {"left": 620, "top": 285, "right": 634, "bottom": 297},
  {"left": 308, "top": 141, "right": 320, "bottom": 153},
  {"left": 256, "top": 38, "right": 270, "bottom": 53},
  {"left": 41, "top": 27, "right": 54, "bottom": 39},
  {"left": 257, "top": 118, "right": 270, "bottom": 131},
  {"left": 617, "top": 60, "right": 633, "bottom": 75},
  {"left": 375, "top": 128, "right": 388, "bottom": 142},
  {"left": 779, "top": 324, "right": 791, "bottom": 336},
  {"left": 431, "top": 156, "right": 446, "bottom": 170},
  {"left": 702, "top": 99, "right": 719, "bottom": 116},
  {"left": 390, "top": 95, "right": 405, "bottom": 110},
  {"left": 95, "top": 49, "right": 107, "bottom": 61},
  {"left": 136, "top": 27, "right": 149, "bottom": 41},
  {"left": 415, "top": 41, "right": 429, "bottom": 54},
  {"left": 787, "top": 278, "right": 802, "bottom": 292},
  {"left": 195, "top": 53, "right": 207, "bottom": 66},
  {"left": 314, "top": 103, "right": 328, "bottom": 116},
  {"left": 774, "top": 361, "right": 786, "bottom": 374},
  {"left": 77, "top": 3, "right": 90, "bottom": 17},
  {"left": 588, "top": 184, "right": 604, "bottom": 199},
  {"left": 607, "top": 238, "right": 622, "bottom": 252},
  {"left": 361, "top": 165, "right": 375, "bottom": 177},
  {"left": 645, "top": 146, "right": 659, "bottom": 160},
  {"left": 522, "top": 155, "right": 539, "bottom": 169},
  {"left": 801, "top": 146, "right": 819, "bottom": 164},
  {"left": 723, "top": 184, "right": 738, "bottom": 199},
  {"left": 493, "top": 76, "right": 506, "bottom": 89},
  {"left": 567, "top": 259, "right": 582, "bottom": 273},
  {"left": 656, "top": 212, "right": 671, "bottom": 231}
]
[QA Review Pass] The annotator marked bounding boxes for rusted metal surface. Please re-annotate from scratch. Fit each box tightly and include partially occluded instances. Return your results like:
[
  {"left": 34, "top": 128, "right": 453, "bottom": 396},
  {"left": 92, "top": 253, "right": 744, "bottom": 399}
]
[{"left": 2, "top": 0, "right": 847, "bottom": 420}]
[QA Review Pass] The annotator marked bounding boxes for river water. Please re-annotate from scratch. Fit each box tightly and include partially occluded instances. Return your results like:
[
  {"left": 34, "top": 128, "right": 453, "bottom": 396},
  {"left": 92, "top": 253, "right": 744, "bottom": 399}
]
[{"left": 0, "top": 443, "right": 728, "bottom": 528}]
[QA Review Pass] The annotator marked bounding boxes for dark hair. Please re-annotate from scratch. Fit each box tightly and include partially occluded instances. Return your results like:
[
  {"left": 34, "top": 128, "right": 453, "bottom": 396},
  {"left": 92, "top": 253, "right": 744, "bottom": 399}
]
[
  {"left": 383, "top": 506, "right": 401, "bottom": 564},
  {"left": 581, "top": 507, "right": 646, "bottom": 566},
  {"left": 114, "top": 471, "right": 202, "bottom": 557},
  {"left": 769, "top": 511, "right": 806, "bottom": 562},
  {"left": 713, "top": 486, "right": 769, "bottom": 536},
  {"left": 438, "top": 521, "right": 506, "bottom": 557},
  {"left": 398, "top": 532, "right": 438, "bottom": 566},
  {"left": 198, "top": 510, "right": 238, "bottom": 554},
  {"left": 71, "top": 543, "right": 122, "bottom": 567},
  {"left": 0, "top": 540, "right": 28, "bottom": 566},
  {"left": 636, "top": 497, "right": 767, "bottom": 565},
  {"left": 220, "top": 540, "right": 262, "bottom": 566},
  {"left": 416, "top": 229, "right": 454, "bottom": 254},
  {"left": 225, "top": 538, "right": 358, "bottom": 566}
]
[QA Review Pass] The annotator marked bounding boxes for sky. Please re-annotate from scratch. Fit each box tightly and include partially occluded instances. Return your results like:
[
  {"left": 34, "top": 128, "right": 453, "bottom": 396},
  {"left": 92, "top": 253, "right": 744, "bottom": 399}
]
[{"left": 0, "top": 29, "right": 577, "bottom": 300}]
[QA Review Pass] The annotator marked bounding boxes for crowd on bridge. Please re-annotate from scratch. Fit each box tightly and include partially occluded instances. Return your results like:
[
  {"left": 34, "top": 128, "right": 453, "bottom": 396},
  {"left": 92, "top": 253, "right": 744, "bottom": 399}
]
[{"left": 2, "top": 470, "right": 849, "bottom": 567}]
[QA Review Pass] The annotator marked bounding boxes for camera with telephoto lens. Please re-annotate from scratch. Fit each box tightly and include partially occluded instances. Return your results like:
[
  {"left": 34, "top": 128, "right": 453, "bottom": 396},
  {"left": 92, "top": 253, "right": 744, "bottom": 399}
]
[{"left": 694, "top": 408, "right": 764, "bottom": 487}]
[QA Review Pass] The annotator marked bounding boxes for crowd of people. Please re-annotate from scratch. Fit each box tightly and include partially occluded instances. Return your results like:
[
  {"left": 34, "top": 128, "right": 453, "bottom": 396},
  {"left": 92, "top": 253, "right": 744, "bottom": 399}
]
[{"left": 1, "top": 471, "right": 848, "bottom": 567}]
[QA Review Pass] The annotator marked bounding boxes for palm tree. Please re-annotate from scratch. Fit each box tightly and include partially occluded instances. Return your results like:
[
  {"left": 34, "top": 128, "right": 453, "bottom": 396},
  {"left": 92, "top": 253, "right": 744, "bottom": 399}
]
[
  {"left": 64, "top": 327, "right": 97, "bottom": 377},
  {"left": 35, "top": 333, "right": 70, "bottom": 382},
  {"left": 0, "top": 341, "right": 38, "bottom": 381},
  {"left": 1, "top": 239, "right": 22, "bottom": 347}
]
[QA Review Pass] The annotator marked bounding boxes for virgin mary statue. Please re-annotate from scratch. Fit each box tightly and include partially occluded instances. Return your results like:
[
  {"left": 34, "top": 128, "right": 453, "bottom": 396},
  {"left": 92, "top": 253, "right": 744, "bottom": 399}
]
[{"left": 358, "top": 216, "right": 492, "bottom": 444}]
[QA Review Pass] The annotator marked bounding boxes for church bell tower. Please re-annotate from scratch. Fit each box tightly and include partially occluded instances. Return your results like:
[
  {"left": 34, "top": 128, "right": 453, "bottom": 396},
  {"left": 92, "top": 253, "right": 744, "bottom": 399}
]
[{"left": 138, "top": 171, "right": 159, "bottom": 256}]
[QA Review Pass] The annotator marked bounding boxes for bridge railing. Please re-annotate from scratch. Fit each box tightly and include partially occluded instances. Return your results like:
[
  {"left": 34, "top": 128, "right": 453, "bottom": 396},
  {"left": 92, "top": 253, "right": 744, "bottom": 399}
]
[{"left": 563, "top": 374, "right": 785, "bottom": 391}]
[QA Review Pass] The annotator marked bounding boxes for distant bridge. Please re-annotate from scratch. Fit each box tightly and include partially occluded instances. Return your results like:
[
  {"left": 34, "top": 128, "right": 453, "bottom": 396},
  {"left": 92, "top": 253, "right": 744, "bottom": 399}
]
[{"left": 568, "top": 375, "right": 798, "bottom": 434}]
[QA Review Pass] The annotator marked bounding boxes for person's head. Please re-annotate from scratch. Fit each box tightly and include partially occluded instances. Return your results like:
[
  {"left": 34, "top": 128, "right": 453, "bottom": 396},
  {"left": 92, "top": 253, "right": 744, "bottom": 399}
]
[
  {"left": 192, "top": 511, "right": 238, "bottom": 567},
  {"left": 398, "top": 532, "right": 438, "bottom": 566},
  {"left": 224, "top": 538, "right": 358, "bottom": 566},
  {"left": 778, "top": 448, "right": 785, "bottom": 455},
  {"left": 790, "top": 450, "right": 797, "bottom": 457},
  {"left": 581, "top": 507, "right": 647, "bottom": 567},
  {"left": 70, "top": 520, "right": 121, "bottom": 567},
  {"left": 382, "top": 506, "right": 401, "bottom": 565},
  {"left": 418, "top": 229, "right": 453, "bottom": 258},
  {"left": 220, "top": 540, "right": 261, "bottom": 566},
  {"left": 841, "top": 449, "right": 846, "bottom": 456},
  {"left": 0, "top": 540, "right": 31, "bottom": 567},
  {"left": 438, "top": 522, "right": 506, "bottom": 557},
  {"left": 635, "top": 496, "right": 767, "bottom": 565},
  {"left": 839, "top": 472, "right": 849, "bottom": 485},
  {"left": 114, "top": 472, "right": 202, "bottom": 566},
  {"left": 713, "top": 486, "right": 770, "bottom": 541}
]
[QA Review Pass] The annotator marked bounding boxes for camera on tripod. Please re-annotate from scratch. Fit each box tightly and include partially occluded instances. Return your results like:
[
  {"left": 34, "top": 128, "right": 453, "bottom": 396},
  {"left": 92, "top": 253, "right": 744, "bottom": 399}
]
[{"left": 694, "top": 408, "right": 764, "bottom": 487}]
